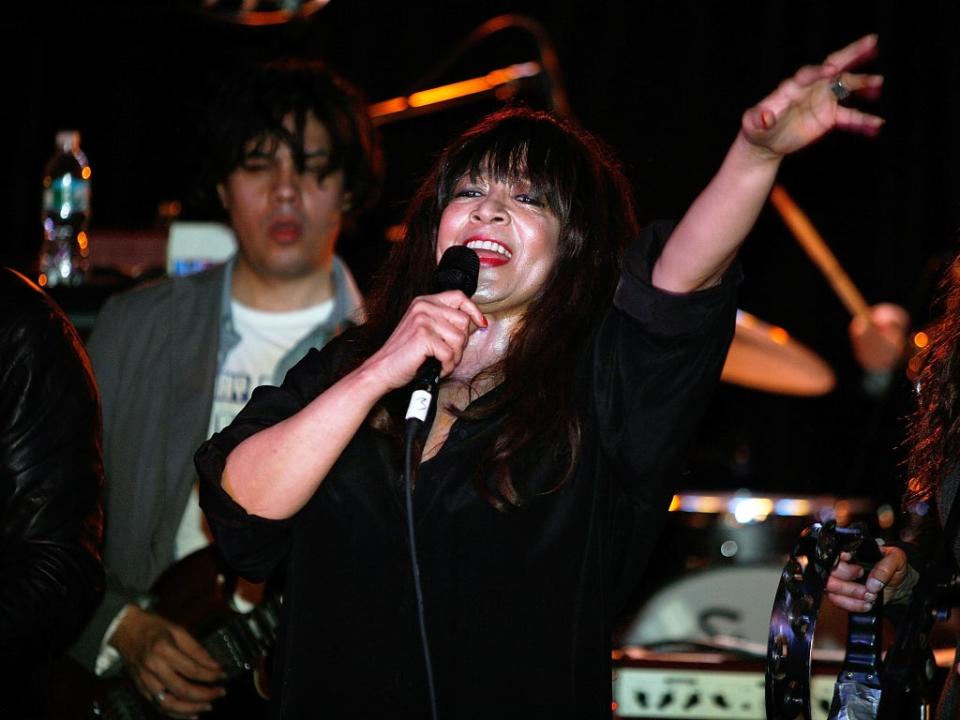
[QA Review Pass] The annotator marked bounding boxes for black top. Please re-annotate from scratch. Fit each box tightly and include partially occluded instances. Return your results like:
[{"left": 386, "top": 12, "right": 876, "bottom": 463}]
[
  {"left": 0, "top": 268, "right": 104, "bottom": 718},
  {"left": 197, "top": 222, "right": 739, "bottom": 719}
]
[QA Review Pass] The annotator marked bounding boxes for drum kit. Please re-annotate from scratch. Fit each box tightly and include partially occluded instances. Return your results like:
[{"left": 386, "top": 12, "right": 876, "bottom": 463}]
[
  {"left": 720, "top": 183, "right": 907, "bottom": 398},
  {"left": 721, "top": 308, "right": 835, "bottom": 397}
]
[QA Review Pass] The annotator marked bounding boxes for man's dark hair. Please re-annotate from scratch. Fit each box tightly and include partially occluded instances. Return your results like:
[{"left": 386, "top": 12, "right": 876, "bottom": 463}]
[{"left": 202, "top": 58, "right": 383, "bottom": 216}]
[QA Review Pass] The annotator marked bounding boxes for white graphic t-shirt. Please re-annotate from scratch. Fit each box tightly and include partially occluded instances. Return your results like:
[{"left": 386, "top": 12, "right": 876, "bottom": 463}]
[{"left": 174, "top": 298, "right": 334, "bottom": 561}]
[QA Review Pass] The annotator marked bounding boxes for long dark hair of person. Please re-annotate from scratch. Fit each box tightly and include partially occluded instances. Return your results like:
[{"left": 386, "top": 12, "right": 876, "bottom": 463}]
[
  {"left": 905, "top": 258, "right": 960, "bottom": 509},
  {"left": 355, "top": 107, "right": 640, "bottom": 510}
]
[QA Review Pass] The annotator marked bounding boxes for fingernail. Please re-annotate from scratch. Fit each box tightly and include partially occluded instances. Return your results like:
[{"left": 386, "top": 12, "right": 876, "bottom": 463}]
[
  {"left": 866, "top": 578, "right": 884, "bottom": 593},
  {"left": 863, "top": 602, "right": 873, "bottom": 612},
  {"left": 481, "top": 315, "right": 488, "bottom": 328},
  {"left": 864, "top": 592, "right": 877, "bottom": 603}
]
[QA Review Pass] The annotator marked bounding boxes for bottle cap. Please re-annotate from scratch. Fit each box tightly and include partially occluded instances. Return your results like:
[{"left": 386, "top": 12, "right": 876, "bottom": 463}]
[{"left": 55, "top": 130, "right": 81, "bottom": 153}]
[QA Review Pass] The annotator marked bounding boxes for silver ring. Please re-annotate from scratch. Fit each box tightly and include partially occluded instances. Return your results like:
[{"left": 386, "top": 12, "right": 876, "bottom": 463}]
[
  {"left": 830, "top": 76, "right": 851, "bottom": 102},
  {"left": 155, "top": 690, "right": 167, "bottom": 704}
]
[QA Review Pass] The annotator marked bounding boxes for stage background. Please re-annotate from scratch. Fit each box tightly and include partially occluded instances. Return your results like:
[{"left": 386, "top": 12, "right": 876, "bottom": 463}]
[{"left": 4, "top": 0, "right": 960, "bottom": 509}]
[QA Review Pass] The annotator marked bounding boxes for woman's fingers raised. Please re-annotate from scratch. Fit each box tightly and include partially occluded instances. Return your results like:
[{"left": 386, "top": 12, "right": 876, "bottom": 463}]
[
  {"left": 824, "top": 33, "right": 879, "bottom": 74},
  {"left": 740, "top": 33, "right": 883, "bottom": 156},
  {"left": 835, "top": 72, "right": 884, "bottom": 101},
  {"left": 835, "top": 106, "right": 885, "bottom": 136}
]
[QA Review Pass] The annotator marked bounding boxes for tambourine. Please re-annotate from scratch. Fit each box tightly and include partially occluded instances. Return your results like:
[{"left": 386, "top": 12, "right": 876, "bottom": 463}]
[{"left": 766, "top": 521, "right": 883, "bottom": 720}]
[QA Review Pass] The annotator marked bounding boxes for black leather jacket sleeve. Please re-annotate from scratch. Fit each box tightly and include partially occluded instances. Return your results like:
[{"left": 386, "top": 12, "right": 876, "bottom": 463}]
[{"left": 0, "top": 269, "right": 104, "bottom": 701}]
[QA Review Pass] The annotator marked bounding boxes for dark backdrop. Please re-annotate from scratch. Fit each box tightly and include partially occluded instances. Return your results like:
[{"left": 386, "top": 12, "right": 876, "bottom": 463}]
[{"left": 4, "top": 0, "right": 960, "bottom": 507}]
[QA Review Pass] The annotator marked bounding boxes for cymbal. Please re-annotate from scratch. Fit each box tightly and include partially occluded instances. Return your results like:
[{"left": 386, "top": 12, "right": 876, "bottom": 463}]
[{"left": 721, "top": 310, "right": 835, "bottom": 396}]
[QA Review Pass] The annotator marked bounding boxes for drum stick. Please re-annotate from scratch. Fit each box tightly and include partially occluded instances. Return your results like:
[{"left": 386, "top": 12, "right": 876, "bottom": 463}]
[{"left": 769, "top": 184, "right": 870, "bottom": 318}]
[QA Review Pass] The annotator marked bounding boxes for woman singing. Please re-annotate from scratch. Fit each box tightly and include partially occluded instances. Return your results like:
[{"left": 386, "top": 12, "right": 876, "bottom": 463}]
[{"left": 197, "top": 35, "right": 883, "bottom": 718}]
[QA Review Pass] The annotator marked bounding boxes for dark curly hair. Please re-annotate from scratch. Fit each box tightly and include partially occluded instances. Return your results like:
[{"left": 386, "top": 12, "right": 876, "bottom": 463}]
[
  {"left": 906, "top": 256, "right": 960, "bottom": 509},
  {"left": 356, "top": 107, "right": 640, "bottom": 510},
  {"left": 201, "top": 58, "right": 383, "bottom": 217}
]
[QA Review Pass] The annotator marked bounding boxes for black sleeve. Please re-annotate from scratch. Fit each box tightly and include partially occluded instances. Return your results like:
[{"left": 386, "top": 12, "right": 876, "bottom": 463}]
[
  {"left": 595, "top": 220, "right": 741, "bottom": 506},
  {"left": 197, "top": 333, "right": 356, "bottom": 582},
  {"left": 0, "top": 281, "right": 104, "bottom": 703},
  {"left": 592, "top": 222, "right": 741, "bottom": 612}
]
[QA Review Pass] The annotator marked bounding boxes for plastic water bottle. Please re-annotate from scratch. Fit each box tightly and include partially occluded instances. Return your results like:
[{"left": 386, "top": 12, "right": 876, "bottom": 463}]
[{"left": 40, "top": 130, "right": 91, "bottom": 287}]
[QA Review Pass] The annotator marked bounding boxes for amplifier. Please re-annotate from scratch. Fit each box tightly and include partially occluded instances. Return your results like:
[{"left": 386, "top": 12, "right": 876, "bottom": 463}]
[{"left": 612, "top": 650, "right": 838, "bottom": 719}]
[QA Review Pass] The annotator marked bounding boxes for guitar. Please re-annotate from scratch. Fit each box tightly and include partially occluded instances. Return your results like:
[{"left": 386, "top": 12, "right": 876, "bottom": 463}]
[{"left": 87, "top": 546, "right": 281, "bottom": 720}]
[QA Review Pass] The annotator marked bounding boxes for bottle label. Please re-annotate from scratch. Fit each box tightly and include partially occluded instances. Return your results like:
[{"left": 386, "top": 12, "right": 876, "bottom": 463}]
[{"left": 43, "top": 174, "right": 90, "bottom": 215}]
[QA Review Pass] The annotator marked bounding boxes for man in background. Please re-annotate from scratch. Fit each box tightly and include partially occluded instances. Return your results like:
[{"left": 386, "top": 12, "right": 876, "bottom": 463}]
[{"left": 70, "top": 59, "right": 382, "bottom": 717}]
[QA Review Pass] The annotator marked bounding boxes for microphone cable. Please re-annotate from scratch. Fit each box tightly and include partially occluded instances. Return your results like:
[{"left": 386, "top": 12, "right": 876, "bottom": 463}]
[
  {"left": 399, "top": 245, "right": 478, "bottom": 720},
  {"left": 403, "top": 421, "right": 439, "bottom": 720}
]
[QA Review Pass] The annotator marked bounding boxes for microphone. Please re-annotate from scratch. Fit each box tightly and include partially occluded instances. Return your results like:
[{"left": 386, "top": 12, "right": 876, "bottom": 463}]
[{"left": 404, "top": 245, "right": 480, "bottom": 428}]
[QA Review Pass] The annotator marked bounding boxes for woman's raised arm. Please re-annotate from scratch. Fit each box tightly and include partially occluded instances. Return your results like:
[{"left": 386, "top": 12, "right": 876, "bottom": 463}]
[{"left": 654, "top": 34, "right": 884, "bottom": 293}]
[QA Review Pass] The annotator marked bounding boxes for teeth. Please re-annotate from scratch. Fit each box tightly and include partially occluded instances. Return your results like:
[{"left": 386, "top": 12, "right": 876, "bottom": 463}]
[{"left": 465, "top": 240, "right": 512, "bottom": 259}]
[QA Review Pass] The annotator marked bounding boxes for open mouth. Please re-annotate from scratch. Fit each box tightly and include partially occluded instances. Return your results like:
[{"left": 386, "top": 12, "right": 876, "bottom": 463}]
[
  {"left": 269, "top": 219, "right": 303, "bottom": 243},
  {"left": 465, "top": 238, "right": 512, "bottom": 265}
]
